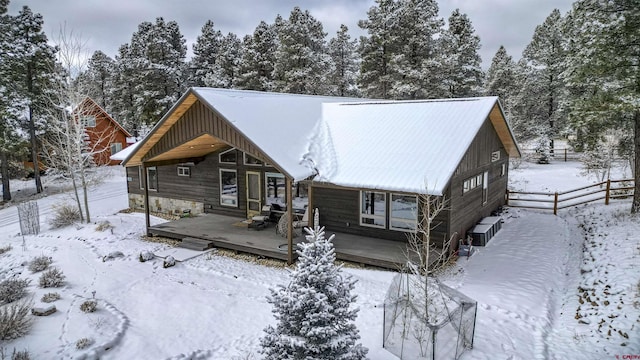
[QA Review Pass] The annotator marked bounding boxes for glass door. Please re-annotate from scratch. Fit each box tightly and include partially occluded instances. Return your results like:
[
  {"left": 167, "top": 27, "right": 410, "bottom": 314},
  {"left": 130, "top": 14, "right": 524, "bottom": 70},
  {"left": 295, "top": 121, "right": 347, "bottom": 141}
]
[{"left": 246, "top": 171, "right": 261, "bottom": 218}]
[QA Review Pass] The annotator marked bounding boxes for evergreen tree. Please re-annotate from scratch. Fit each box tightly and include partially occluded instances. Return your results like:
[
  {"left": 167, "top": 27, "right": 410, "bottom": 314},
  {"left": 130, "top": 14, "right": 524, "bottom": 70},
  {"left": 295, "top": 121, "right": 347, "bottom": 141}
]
[
  {"left": 10, "top": 6, "right": 58, "bottom": 193},
  {"left": 327, "top": 24, "right": 359, "bottom": 97},
  {"left": 110, "top": 43, "right": 137, "bottom": 132},
  {"left": 440, "top": 9, "right": 483, "bottom": 98},
  {"left": 520, "top": 9, "right": 568, "bottom": 152},
  {"left": 564, "top": 0, "right": 640, "bottom": 212},
  {"left": 236, "top": 21, "right": 278, "bottom": 91},
  {"left": 112, "top": 17, "right": 187, "bottom": 129},
  {"left": 79, "top": 50, "right": 115, "bottom": 110},
  {"left": 358, "top": 0, "right": 399, "bottom": 99},
  {"left": 187, "top": 20, "right": 222, "bottom": 87},
  {"left": 261, "top": 226, "right": 367, "bottom": 360},
  {"left": 203, "top": 32, "right": 242, "bottom": 88},
  {"left": 485, "top": 46, "right": 521, "bottom": 135},
  {"left": 273, "top": 7, "right": 332, "bottom": 95},
  {"left": 389, "top": 0, "right": 444, "bottom": 99}
]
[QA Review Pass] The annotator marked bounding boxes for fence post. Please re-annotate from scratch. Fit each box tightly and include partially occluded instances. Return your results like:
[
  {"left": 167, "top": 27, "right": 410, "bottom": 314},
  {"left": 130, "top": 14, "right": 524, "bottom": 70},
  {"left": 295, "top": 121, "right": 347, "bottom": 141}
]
[
  {"left": 564, "top": 148, "right": 567, "bottom": 162},
  {"left": 605, "top": 179, "right": 611, "bottom": 205},
  {"left": 553, "top": 192, "right": 558, "bottom": 215}
]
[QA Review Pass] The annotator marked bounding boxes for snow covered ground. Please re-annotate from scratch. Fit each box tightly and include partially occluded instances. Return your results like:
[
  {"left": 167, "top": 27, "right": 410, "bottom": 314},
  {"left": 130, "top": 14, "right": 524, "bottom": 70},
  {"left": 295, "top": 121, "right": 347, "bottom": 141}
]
[{"left": 0, "top": 161, "right": 638, "bottom": 359}]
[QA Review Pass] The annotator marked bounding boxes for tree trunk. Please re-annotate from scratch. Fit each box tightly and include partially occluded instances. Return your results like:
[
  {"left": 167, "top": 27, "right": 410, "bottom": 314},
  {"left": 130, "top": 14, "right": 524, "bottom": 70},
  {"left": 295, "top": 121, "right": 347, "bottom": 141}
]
[
  {"left": 632, "top": 109, "right": 640, "bottom": 213},
  {"left": 28, "top": 105, "right": 43, "bottom": 194},
  {"left": 81, "top": 168, "right": 91, "bottom": 223},
  {"left": 1, "top": 151, "right": 11, "bottom": 202}
]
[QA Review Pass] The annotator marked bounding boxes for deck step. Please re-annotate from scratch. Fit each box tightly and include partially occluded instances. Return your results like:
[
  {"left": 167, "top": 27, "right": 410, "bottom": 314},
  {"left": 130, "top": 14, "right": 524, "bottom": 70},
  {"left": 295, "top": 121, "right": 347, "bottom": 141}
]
[{"left": 179, "top": 237, "right": 213, "bottom": 251}]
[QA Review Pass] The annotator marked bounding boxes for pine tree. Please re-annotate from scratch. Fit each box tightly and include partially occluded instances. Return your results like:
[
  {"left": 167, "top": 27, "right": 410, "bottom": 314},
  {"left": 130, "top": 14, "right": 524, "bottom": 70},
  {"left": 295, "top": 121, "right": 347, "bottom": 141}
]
[
  {"left": 261, "top": 226, "right": 367, "bottom": 360},
  {"left": 440, "top": 9, "right": 483, "bottom": 98},
  {"left": 273, "top": 7, "right": 332, "bottom": 95},
  {"left": 110, "top": 43, "right": 137, "bottom": 132},
  {"left": 187, "top": 20, "right": 222, "bottom": 87},
  {"left": 236, "top": 21, "right": 278, "bottom": 91},
  {"left": 485, "top": 46, "right": 521, "bottom": 136},
  {"left": 564, "top": 0, "right": 640, "bottom": 212},
  {"left": 358, "top": 0, "right": 399, "bottom": 99},
  {"left": 203, "top": 32, "right": 242, "bottom": 88},
  {"left": 389, "top": 0, "right": 444, "bottom": 99},
  {"left": 78, "top": 50, "right": 115, "bottom": 110},
  {"left": 327, "top": 24, "right": 359, "bottom": 97},
  {"left": 520, "top": 8, "right": 568, "bottom": 153},
  {"left": 10, "top": 6, "right": 58, "bottom": 193}
]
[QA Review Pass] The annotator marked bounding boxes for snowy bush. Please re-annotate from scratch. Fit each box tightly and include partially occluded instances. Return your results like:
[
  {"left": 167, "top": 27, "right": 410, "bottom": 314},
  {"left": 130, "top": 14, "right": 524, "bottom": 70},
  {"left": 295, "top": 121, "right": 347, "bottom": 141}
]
[
  {"left": 0, "top": 347, "right": 31, "bottom": 360},
  {"left": 28, "top": 256, "right": 52, "bottom": 273},
  {"left": 38, "top": 268, "right": 65, "bottom": 288},
  {"left": 0, "top": 245, "right": 11, "bottom": 255},
  {"left": 41, "top": 292, "right": 60, "bottom": 303},
  {"left": 75, "top": 337, "right": 93, "bottom": 350},
  {"left": 95, "top": 221, "right": 113, "bottom": 232},
  {"left": 163, "top": 256, "right": 176, "bottom": 268},
  {"left": 102, "top": 251, "right": 124, "bottom": 262},
  {"left": 49, "top": 203, "right": 81, "bottom": 228},
  {"left": 260, "top": 226, "right": 367, "bottom": 359},
  {"left": 0, "top": 299, "right": 33, "bottom": 340},
  {"left": 80, "top": 300, "right": 97, "bottom": 313},
  {"left": 0, "top": 279, "right": 30, "bottom": 305},
  {"left": 139, "top": 251, "right": 154, "bottom": 262}
]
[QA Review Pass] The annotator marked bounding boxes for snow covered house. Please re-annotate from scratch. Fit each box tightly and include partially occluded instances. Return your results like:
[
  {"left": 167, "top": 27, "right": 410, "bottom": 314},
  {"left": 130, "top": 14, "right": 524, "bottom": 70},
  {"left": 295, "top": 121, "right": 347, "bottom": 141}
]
[
  {"left": 116, "top": 88, "right": 520, "bottom": 268},
  {"left": 76, "top": 97, "right": 132, "bottom": 166}
]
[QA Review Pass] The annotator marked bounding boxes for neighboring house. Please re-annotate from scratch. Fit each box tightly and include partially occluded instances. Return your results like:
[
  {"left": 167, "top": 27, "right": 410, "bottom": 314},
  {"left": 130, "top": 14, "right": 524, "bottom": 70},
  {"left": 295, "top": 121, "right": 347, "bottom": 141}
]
[
  {"left": 116, "top": 88, "right": 520, "bottom": 263},
  {"left": 76, "top": 97, "right": 131, "bottom": 166}
]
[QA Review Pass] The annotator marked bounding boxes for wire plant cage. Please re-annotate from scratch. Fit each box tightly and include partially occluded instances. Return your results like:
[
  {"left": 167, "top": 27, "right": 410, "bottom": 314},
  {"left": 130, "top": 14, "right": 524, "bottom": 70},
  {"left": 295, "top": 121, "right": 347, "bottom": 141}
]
[{"left": 383, "top": 273, "right": 477, "bottom": 360}]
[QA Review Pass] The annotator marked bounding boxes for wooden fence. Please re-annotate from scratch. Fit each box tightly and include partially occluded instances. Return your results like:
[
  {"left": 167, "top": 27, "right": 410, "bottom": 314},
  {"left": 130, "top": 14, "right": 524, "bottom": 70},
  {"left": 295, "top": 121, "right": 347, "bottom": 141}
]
[
  {"left": 519, "top": 147, "right": 581, "bottom": 162},
  {"left": 506, "top": 179, "right": 635, "bottom": 215}
]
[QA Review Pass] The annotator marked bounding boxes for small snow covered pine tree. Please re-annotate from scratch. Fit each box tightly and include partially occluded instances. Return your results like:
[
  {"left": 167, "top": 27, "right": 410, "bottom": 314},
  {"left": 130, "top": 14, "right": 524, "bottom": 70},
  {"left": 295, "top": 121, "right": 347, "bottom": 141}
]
[{"left": 260, "top": 226, "right": 367, "bottom": 360}]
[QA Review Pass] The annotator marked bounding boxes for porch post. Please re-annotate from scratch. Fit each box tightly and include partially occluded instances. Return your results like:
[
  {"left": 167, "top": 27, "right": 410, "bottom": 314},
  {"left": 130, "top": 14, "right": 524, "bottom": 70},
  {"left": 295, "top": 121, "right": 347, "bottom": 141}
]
[
  {"left": 142, "top": 162, "right": 151, "bottom": 235},
  {"left": 308, "top": 183, "right": 314, "bottom": 228},
  {"left": 286, "top": 177, "right": 294, "bottom": 264}
]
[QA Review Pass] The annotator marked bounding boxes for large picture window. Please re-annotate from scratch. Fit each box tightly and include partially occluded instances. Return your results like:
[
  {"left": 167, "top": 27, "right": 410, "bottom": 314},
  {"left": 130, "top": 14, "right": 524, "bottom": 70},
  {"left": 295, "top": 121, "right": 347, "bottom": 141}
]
[
  {"left": 220, "top": 169, "right": 238, "bottom": 207},
  {"left": 265, "top": 172, "right": 286, "bottom": 206},
  {"left": 146, "top": 167, "right": 158, "bottom": 191},
  {"left": 390, "top": 194, "right": 418, "bottom": 232},
  {"left": 360, "top": 191, "right": 386, "bottom": 228}
]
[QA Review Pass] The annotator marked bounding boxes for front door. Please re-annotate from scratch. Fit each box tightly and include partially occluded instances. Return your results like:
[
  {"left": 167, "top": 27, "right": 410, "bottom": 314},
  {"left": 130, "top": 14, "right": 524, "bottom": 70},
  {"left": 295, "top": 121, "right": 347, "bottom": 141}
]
[{"left": 246, "top": 171, "right": 261, "bottom": 218}]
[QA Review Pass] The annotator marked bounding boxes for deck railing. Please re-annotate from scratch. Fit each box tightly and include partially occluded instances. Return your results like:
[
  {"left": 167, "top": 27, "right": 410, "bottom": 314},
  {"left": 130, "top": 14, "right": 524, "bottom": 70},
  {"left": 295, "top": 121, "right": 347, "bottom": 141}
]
[{"left": 506, "top": 179, "right": 635, "bottom": 215}]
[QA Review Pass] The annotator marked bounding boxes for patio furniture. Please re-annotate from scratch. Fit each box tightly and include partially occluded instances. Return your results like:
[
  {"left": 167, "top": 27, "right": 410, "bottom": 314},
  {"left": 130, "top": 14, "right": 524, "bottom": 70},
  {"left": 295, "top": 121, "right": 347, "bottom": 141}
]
[{"left": 248, "top": 205, "right": 272, "bottom": 230}]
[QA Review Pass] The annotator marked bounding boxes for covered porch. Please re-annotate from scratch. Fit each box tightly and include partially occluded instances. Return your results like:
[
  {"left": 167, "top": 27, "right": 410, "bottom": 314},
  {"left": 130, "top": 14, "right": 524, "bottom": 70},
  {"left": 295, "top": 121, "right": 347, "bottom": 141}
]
[{"left": 148, "top": 213, "right": 409, "bottom": 269}]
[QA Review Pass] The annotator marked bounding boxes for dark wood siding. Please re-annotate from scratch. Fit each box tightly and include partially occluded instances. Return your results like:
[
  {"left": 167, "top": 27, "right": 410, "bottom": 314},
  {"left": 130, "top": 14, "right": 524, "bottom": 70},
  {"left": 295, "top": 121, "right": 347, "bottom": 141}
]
[
  {"left": 313, "top": 187, "right": 427, "bottom": 243},
  {"left": 127, "top": 148, "right": 282, "bottom": 218},
  {"left": 449, "top": 118, "right": 509, "bottom": 244}
]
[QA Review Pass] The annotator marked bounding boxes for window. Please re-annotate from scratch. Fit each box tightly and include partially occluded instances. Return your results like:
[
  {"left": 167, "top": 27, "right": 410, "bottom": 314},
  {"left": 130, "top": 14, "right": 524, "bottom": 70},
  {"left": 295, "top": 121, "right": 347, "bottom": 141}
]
[
  {"left": 177, "top": 166, "right": 190, "bottom": 177},
  {"left": 501, "top": 163, "right": 506, "bottom": 177},
  {"left": 219, "top": 148, "right": 236, "bottom": 164},
  {"left": 293, "top": 182, "right": 309, "bottom": 209},
  {"left": 110, "top": 142, "right": 122, "bottom": 155},
  {"left": 138, "top": 166, "right": 144, "bottom": 189},
  {"left": 463, "top": 173, "right": 483, "bottom": 194},
  {"left": 390, "top": 194, "right": 418, "bottom": 232},
  {"left": 146, "top": 167, "right": 158, "bottom": 191},
  {"left": 220, "top": 169, "right": 238, "bottom": 207},
  {"left": 360, "top": 191, "right": 386, "bottom": 228},
  {"left": 491, "top": 151, "right": 500, "bottom": 162},
  {"left": 80, "top": 115, "right": 96, "bottom": 127},
  {"left": 244, "top": 152, "right": 263, "bottom": 166},
  {"left": 265, "top": 172, "right": 286, "bottom": 206}
]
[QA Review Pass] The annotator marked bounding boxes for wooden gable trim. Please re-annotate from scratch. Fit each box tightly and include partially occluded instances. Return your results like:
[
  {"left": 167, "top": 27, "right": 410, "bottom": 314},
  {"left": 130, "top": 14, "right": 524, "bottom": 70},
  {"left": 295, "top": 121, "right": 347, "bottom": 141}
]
[{"left": 488, "top": 102, "right": 521, "bottom": 158}]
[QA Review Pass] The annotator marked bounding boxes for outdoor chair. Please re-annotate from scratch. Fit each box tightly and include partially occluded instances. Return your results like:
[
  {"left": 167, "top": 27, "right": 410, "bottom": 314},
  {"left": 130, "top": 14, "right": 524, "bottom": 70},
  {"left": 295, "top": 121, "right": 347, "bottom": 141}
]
[{"left": 248, "top": 205, "right": 271, "bottom": 230}]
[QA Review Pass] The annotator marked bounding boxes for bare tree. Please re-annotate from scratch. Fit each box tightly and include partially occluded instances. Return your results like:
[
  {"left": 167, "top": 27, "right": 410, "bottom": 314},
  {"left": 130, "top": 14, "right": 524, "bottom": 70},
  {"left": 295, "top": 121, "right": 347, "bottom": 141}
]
[{"left": 40, "top": 27, "right": 114, "bottom": 223}]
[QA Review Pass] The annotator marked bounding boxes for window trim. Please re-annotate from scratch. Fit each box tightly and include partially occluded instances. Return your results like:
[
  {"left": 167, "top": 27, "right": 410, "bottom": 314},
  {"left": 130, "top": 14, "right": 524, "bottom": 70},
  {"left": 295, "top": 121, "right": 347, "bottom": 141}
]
[
  {"left": 219, "top": 168, "right": 238, "bottom": 207},
  {"left": 389, "top": 193, "right": 418, "bottom": 232},
  {"left": 359, "top": 191, "right": 387, "bottom": 229},
  {"left": 81, "top": 115, "right": 96, "bottom": 128},
  {"left": 463, "top": 172, "right": 483, "bottom": 194},
  {"left": 177, "top": 166, "right": 191, "bottom": 177},
  {"left": 146, "top": 166, "right": 158, "bottom": 192},
  {"left": 219, "top": 148, "right": 236, "bottom": 165},
  {"left": 243, "top": 152, "right": 263, "bottom": 166},
  {"left": 110, "top": 142, "right": 122, "bottom": 155},
  {"left": 138, "top": 166, "right": 144, "bottom": 190}
]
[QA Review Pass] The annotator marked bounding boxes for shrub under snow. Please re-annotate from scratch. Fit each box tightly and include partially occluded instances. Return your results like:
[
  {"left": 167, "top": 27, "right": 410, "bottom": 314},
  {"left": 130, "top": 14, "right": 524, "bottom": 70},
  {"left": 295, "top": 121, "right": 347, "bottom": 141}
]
[
  {"left": 75, "top": 337, "right": 93, "bottom": 350},
  {"left": 0, "top": 299, "right": 33, "bottom": 340},
  {"left": 0, "top": 279, "right": 30, "bottom": 305},
  {"left": 139, "top": 251, "right": 154, "bottom": 262},
  {"left": 163, "top": 256, "right": 176, "bottom": 268},
  {"left": 38, "top": 268, "right": 65, "bottom": 288},
  {"left": 49, "top": 203, "right": 81, "bottom": 228},
  {"left": 40, "top": 292, "right": 61, "bottom": 303},
  {"left": 0, "top": 245, "right": 12, "bottom": 255},
  {"left": 80, "top": 300, "right": 97, "bottom": 313},
  {"left": 28, "top": 256, "right": 52, "bottom": 273}
]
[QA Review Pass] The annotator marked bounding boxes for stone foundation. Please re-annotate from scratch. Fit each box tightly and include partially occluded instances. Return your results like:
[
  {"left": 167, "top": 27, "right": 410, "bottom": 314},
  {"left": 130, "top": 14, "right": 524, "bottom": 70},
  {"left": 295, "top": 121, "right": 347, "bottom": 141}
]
[{"left": 128, "top": 194, "right": 204, "bottom": 216}]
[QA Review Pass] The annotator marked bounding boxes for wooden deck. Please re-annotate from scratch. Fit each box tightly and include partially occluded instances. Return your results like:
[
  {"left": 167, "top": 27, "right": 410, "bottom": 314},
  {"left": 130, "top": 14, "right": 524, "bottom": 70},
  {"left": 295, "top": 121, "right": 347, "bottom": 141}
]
[{"left": 148, "top": 213, "right": 409, "bottom": 269}]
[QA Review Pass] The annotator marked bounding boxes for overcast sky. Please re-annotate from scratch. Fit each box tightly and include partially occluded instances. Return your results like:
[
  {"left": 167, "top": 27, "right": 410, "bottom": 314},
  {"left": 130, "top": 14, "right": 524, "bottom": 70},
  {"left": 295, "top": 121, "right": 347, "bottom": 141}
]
[{"left": 8, "top": 0, "right": 575, "bottom": 69}]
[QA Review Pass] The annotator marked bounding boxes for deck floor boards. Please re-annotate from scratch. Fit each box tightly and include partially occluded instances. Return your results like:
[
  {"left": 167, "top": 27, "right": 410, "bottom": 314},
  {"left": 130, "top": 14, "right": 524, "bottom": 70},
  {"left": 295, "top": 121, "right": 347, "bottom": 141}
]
[{"left": 148, "top": 213, "right": 409, "bottom": 269}]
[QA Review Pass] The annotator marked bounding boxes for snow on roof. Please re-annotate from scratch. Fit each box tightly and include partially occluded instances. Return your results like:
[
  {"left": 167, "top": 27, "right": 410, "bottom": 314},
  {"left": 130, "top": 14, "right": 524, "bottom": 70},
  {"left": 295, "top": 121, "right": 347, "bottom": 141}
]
[
  {"left": 192, "top": 88, "right": 365, "bottom": 181},
  {"left": 310, "top": 97, "right": 499, "bottom": 195},
  {"left": 110, "top": 141, "right": 141, "bottom": 162}
]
